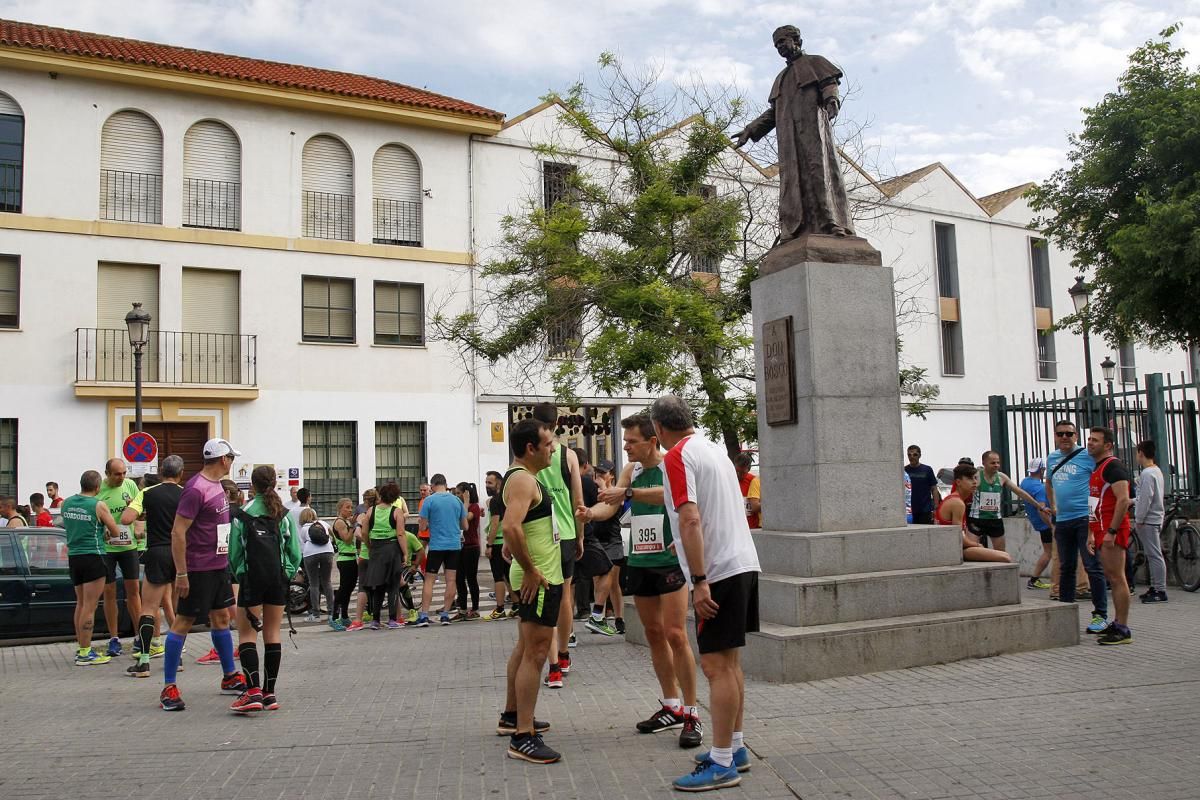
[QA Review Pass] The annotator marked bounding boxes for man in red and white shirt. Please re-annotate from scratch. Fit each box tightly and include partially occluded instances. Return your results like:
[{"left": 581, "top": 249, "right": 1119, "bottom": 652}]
[
  {"left": 1085, "top": 426, "right": 1133, "bottom": 645},
  {"left": 650, "top": 395, "right": 761, "bottom": 790}
]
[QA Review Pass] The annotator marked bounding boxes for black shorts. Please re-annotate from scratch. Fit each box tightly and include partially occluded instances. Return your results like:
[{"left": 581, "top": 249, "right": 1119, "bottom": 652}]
[
  {"left": 517, "top": 582, "right": 564, "bottom": 627},
  {"left": 912, "top": 511, "right": 935, "bottom": 525},
  {"left": 140, "top": 546, "right": 176, "bottom": 585},
  {"left": 238, "top": 576, "right": 288, "bottom": 608},
  {"left": 559, "top": 537, "right": 576, "bottom": 581},
  {"left": 425, "top": 548, "right": 461, "bottom": 574},
  {"left": 488, "top": 544, "right": 509, "bottom": 582},
  {"left": 967, "top": 517, "right": 1006, "bottom": 544},
  {"left": 1036, "top": 526, "right": 1054, "bottom": 545},
  {"left": 626, "top": 563, "right": 687, "bottom": 597},
  {"left": 104, "top": 549, "right": 141, "bottom": 584},
  {"left": 696, "top": 571, "right": 760, "bottom": 655},
  {"left": 176, "top": 568, "right": 235, "bottom": 620},
  {"left": 69, "top": 554, "right": 107, "bottom": 586}
]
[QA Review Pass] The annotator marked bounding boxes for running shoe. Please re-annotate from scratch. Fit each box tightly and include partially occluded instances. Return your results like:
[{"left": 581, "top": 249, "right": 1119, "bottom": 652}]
[
  {"left": 679, "top": 715, "right": 704, "bottom": 748},
  {"left": 106, "top": 637, "right": 122, "bottom": 658},
  {"left": 362, "top": 612, "right": 374, "bottom": 623},
  {"left": 220, "top": 672, "right": 249, "bottom": 695},
  {"left": 196, "top": 647, "right": 222, "bottom": 665},
  {"left": 693, "top": 747, "right": 751, "bottom": 773},
  {"left": 496, "top": 712, "right": 551, "bottom": 736},
  {"left": 74, "top": 648, "right": 112, "bottom": 666},
  {"left": 406, "top": 609, "right": 418, "bottom": 624},
  {"left": 673, "top": 758, "right": 741, "bottom": 792},
  {"left": 230, "top": 688, "right": 264, "bottom": 714},
  {"left": 465, "top": 610, "right": 480, "bottom": 620},
  {"left": 637, "top": 704, "right": 685, "bottom": 733},
  {"left": 304, "top": 613, "right": 318, "bottom": 622},
  {"left": 386, "top": 620, "right": 403, "bottom": 629},
  {"left": 126, "top": 661, "right": 150, "bottom": 678},
  {"left": 559, "top": 655, "right": 571, "bottom": 674},
  {"left": 487, "top": 608, "right": 506, "bottom": 621},
  {"left": 567, "top": 632, "right": 577, "bottom": 648},
  {"left": 1076, "top": 589, "right": 1092, "bottom": 600},
  {"left": 261, "top": 693, "right": 280, "bottom": 711},
  {"left": 1097, "top": 624, "right": 1132, "bottom": 645},
  {"left": 159, "top": 684, "right": 185, "bottom": 711},
  {"left": 1140, "top": 589, "right": 1169, "bottom": 603},
  {"left": 345, "top": 621, "right": 365, "bottom": 632},
  {"left": 1086, "top": 614, "right": 1110, "bottom": 634},
  {"left": 505, "top": 608, "right": 519, "bottom": 619},
  {"left": 148, "top": 641, "right": 165, "bottom": 658},
  {"left": 544, "top": 666, "right": 564, "bottom": 689},
  {"left": 329, "top": 618, "right": 346, "bottom": 632},
  {"left": 415, "top": 613, "right": 430, "bottom": 628},
  {"left": 369, "top": 620, "right": 381, "bottom": 631},
  {"left": 507, "top": 733, "right": 561, "bottom": 764},
  {"left": 614, "top": 618, "right": 626, "bottom": 635},
  {"left": 1048, "top": 593, "right": 1060, "bottom": 601},
  {"left": 440, "top": 612, "right": 452, "bottom": 626},
  {"left": 585, "top": 616, "right": 617, "bottom": 636},
  {"left": 1026, "top": 577, "right": 1051, "bottom": 590},
  {"left": 447, "top": 610, "right": 464, "bottom": 623}
]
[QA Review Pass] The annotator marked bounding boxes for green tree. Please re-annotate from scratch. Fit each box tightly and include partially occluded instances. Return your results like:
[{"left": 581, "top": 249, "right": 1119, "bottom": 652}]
[{"left": 1028, "top": 25, "right": 1200, "bottom": 348}]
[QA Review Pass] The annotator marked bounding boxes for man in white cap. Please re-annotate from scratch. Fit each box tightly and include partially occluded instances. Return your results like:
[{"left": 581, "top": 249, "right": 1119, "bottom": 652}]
[
  {"left": 1018, "top": 458, "right": 1053, "bottom": 590},
  {"left": 158, "top": 438, "right": 248, "bottom": 711}
]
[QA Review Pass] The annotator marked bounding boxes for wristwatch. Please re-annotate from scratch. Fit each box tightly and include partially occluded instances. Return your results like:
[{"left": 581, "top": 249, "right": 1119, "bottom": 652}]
[
  {"left": 624, "top": 487, "right": 634, "bottom": 500},
  {"left": 691, "top": 574, "right": 707, "bottom": 585}
]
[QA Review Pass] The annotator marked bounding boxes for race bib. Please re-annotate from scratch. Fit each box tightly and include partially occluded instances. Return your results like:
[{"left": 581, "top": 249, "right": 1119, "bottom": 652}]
[
  {"left": 978, "top": 491, "right": 1002, "bottom": 514},
  {"left": 216, "top": 523, "right": 231, "bottom": 555},
  {"left": 744, "top": 498, "right": 752, "bottom": 514},
  {"left": 109, "top": 525, "right": 133, "bottom": 548},
  {"left": 550, "top": 514, "right": 561, "bottom": 544},
  {"left": 630, "top": 514, "right": 665, "bottom": 553},
  {"left": 1088, "top": 494, "right": 1100, "bottom": 522}
]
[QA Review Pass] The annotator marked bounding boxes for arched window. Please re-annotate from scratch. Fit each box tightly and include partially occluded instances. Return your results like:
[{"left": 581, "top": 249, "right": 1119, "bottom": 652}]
[
  {"left": 301, "top": 134, "right": 353, "bottom": 240},
  {"left": 100, "top": 110, "right": 163, "bottom": 224},
  {"left": 372, "top": 143, "right": 422, "bottom": 246},
  {"left": 0, "top": 91, "right": 24, "bottom": 213},
  {"left": 183, "top": 120, "right": 241, "bottom": 230}
]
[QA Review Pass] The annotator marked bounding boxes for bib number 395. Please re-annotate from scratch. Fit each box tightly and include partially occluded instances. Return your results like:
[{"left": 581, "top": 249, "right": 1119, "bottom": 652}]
[{"left": 630, "top": 514, "right": 665, "bottom": 553}]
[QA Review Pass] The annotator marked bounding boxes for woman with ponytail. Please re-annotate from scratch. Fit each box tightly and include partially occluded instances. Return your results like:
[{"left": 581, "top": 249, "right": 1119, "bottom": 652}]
[
  {"left": 226, "top": 465, "right": 301, "bottom": 713},
  {"left": 361, "top": 482, "right": 409, "bottom": 630},
  {"left": 454, "top": 482, "right": 483, "bottom": 619},
  {"left": 331, "top": 498, "right": 358, "bottom": 629}
]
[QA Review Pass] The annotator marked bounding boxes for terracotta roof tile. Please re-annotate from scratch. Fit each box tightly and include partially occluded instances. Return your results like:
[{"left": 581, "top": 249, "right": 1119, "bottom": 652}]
[
  {"left": 0, "top": 18, "right": 503, "bottom": 121},
  {"left": 978, "top": 182, "right": 1035, "bottom": 216}
]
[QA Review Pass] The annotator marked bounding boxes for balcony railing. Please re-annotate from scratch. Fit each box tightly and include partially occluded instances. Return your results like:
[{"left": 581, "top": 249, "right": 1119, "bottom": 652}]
[
  {"left": 183, "top": 178, "right": 241, "bottom": 230},
  {"left": 76, "top": 328, "right": 257, "bottom": 386},
  {"left": 302, "top": 190, "right": 353, "bottom": 240},
  {"left": 100, "top": 169, "right": 163, "bottom": 224},
  {"left": 0, "top": 159, "right": 21, "bottom": 212},
  {"left": 372, "top": 197, "right": 422, "bottom": 246}
]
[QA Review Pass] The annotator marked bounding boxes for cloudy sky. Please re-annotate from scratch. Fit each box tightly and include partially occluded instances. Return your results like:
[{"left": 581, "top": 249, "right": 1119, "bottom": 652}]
[{"left": 4, "top": 0, "right": 1198, "bottom": 195}]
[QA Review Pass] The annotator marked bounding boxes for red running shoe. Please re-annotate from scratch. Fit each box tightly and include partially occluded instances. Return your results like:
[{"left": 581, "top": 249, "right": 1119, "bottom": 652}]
[
  {"left": 261, "top": 693, "right": 280, "bottom": 711},
  {"left": 159, "top": 684, "right": 186, "bottom": 711},
  {"left": 230, "top": 688, "right": 264, "bottom": 714},
  {"left": 195, "top": 648, "right": 220, "bottom": 665},
  {"left": 220, "top": 672, "right": 249, "bottom": 695},
  {"left": 544, "top": 666, "right": 564, "bottom": 689}
]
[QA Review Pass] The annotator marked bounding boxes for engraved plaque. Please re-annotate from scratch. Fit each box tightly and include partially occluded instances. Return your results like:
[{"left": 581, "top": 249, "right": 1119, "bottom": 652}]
[{"left": 763, "top": 316, "right": 796, "bottom": 426}]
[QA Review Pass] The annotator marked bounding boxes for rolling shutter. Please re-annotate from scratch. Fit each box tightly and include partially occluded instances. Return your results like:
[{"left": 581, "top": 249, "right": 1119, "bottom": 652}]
[
  {"left": 373, "top": 144, "right": 420, "bottom": 202},
  {"left": 182, "top": 268, "right": 239, "bottom": 333},
  {"left": 100, "top": 111, "right": 162, "bottom": 175},
  {"left": 398, "top": 284, "right": 422, "bottom": 341},
  {"left": 97, "top": 262, "right": 159, "bottom": 330},
  {"left": 183, "top": 121, "right": 240, "bottom": 182},
  {"left": 0, "top": 92, "right": 21, "bottom": 116},
  {"left": 302, "top": 135, "right": 353, "bottom": 195},
  {"left": 374, "top": 282, "right": 399, "bottom": 340},
  {"left": 0, "top": 256, "right": 18, "bottom": 325}
]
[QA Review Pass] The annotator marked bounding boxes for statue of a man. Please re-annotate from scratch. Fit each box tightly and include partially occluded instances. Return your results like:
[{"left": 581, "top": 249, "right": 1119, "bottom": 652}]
[{"left": 733, "top": 25, "right": 853, "bottom": 240}]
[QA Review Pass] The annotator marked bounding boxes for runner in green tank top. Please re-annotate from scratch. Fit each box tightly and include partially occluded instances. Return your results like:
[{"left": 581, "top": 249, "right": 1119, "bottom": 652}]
[
  {"left": 967, "top": 450, "right": 1050, "bottom": 553},
  {"left": 97, "top": 458, "right": 144, "bottom": 659},
  {"left": 61, "top": 470, "right": 122, "bottom": 665}
]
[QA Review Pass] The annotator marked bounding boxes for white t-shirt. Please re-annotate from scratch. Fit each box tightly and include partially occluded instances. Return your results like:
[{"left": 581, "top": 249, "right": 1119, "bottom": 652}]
[
  {"left": 300, "top": 520, "right": 335, "bottom": 558},
  {"left": 662, "top": 433, "right": 761, "bottom": 584}
]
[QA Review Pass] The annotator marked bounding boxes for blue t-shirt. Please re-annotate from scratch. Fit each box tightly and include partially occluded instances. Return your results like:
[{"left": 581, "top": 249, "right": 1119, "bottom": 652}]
[
  {"left": 904, "top": 464, "right": 938, "bottom": 516},
  {"left": 1018, "top": 477, "right": 1050, "bottom": 531},
  {"left": 1046, "top": 447, "right": 1095, "bottom": 522},
  {"left": 420, "top": 491, "right": 466, "bottom": 551}
]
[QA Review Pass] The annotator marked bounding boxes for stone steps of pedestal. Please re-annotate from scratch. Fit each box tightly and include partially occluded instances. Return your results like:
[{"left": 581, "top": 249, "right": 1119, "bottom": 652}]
[
  {"left": 759, "top": 561, "right": 1020, "bottom": 626},
  {"left": 751, "top": 525, "right": 963, "bottom": 578},
  {"left": 740, "top": 599, "right": 1080, "bottom": 683}
]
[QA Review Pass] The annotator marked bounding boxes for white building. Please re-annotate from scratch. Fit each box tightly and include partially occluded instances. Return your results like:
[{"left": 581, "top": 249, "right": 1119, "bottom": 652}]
[{"left": 0, "top": 20, "right": 1188, "bottom": 510}]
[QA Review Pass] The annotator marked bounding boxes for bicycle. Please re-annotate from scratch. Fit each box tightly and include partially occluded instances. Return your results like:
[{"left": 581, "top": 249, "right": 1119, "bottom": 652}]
[{"left": 1161, "top": 494, "right": 1200, "bottom": 593}]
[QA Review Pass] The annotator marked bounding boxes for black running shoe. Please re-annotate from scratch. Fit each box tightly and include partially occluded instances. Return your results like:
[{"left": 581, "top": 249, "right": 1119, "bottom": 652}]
[
  {"left": 507, "top": 733, "right": 561, "bottom": 764},
  {"left": 679, "top": 714, "right": 703, "bottom": 748},
  {"left": 126, "top": 661, "right": 150, "bottom": 679},
  {"left": 615, "top": 617, "right": 626, "bottom": 635},
  {"left": 1097, "top": 624, "right": 1132, "bottom": 645},
  {"left": 636, "top": 704, "right": 685, "bottom": 733},
  {"left": 496, "top": 712, "right": 551, "bottom": 736}
]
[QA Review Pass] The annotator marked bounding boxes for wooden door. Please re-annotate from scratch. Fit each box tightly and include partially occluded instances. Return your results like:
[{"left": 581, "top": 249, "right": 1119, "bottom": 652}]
[{"left": 135, "top": 422, "right": 210, "bottom": 479}]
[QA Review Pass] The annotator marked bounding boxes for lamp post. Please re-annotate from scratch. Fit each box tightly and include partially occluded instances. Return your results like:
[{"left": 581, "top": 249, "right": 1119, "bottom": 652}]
[
  {"left": 124, "top": 302, "right": 151, "bottom": 433},
  {"left": 1068, "top": 275, "right": 1094, "bottom": 390},
  {"left": 1100, "top": 355, "right": 1117, "bottom": 429}
]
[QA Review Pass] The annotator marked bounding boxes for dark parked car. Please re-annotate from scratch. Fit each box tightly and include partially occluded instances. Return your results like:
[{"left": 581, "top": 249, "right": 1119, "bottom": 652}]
[{"left": 0, "top": 526, "right": 132, "bottom": 640}]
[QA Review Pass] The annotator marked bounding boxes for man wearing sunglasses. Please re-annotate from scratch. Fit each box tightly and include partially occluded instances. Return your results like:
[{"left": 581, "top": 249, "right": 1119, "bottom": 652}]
[{"left": 1044, "top": 421, "right": 1109, "bottom": 634}]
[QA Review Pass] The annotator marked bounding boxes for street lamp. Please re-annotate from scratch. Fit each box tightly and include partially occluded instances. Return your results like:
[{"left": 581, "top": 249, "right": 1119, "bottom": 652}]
[
  {"left": 1100, "top": 355, "right": 1116, "bottom": 428},
  {"left": 1068, "top": 275, "right": 1094, "bottom": 390},
  {"left": 124, "top": 302, "right": 151, "bottom": 433}
]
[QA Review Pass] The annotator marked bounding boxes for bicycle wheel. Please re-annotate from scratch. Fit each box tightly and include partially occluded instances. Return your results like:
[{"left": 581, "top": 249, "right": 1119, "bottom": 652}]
[
  {"left": 1174, "top": 523, "right": 1200, "bottom": 592},
  {"left": 1127, "top": 529, "right": 1147, "bottom": 589}
]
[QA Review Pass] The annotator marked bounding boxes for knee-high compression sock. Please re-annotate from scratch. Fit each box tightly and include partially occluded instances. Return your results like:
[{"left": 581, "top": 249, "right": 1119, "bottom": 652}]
[
  {"left": 239, "top": 642, "right": 260, "bottom": 689},
  {"left": 137, "top": 615, "right": 155, "bottom": 665},
  {"left": 211, "top": 628, "right": 236, "bottom": 674},
  {"left": 164, "top": 631, "right": 185, "bottom": 684},
  {"left": 264, "top": 642, "right": 282, "bottom": 694}
]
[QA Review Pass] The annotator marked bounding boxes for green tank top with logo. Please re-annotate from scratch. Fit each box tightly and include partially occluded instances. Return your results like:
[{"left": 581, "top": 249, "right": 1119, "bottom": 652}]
[
  {"left": 334, "top": 517, "right": 358, "bottom": 561},
  {"left": 61, "top": 494, "right": 106, "bottom": 556},
  {"left": 628, "top": 462, "right": 678, "bottom": 568},
  {"left": 537, "top": 444, "right": 576, "bottom": 542},
  {"left": 97, "top": 478, "right": 139, "bottom": 553},
  {"left": 369, "top": 504, "right": 397, "bottom": 540},
  {"left": 970, "top": 470, "right": 1004, "bottom": 520},
  {"left": 502, "top": 466, "right": 563, "bottom": 589}
]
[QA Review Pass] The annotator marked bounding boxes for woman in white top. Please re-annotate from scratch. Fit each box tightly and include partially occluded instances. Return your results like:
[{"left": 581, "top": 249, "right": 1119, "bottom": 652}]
[{"left": 299, "top": 507, "right": 335, "bottom": 622}]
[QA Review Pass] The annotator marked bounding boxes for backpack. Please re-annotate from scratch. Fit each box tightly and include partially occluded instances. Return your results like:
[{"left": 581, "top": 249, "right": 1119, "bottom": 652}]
[
  {"left": 233, "top": 507, "right": 296, "bottom": 641},
  {"left": 307, "top": 520, "right": 330, "bottom": 546}
]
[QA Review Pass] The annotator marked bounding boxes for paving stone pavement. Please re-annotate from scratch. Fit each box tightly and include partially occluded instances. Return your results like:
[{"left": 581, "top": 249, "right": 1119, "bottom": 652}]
[{"left": 1, "top": 585, "right": 1198, "bottom": 800}]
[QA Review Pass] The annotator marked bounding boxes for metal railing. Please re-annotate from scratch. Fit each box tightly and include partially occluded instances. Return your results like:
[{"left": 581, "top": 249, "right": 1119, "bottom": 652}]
[
  {"left": 99, "top": 169, "right": 163, "bottom": 223},
  {"left": 302, "top": 190, "right": 353, "bottom": 240},
  {"left": 0, "top": 159, "right": 21, "bottom": 212},
  {"left": 76, "top": 328, "right": 256, "bottom": 386},
  {"left": 372, "top": 197, "right": 422, "bottom": 246},
  {"left": 183, "top": 178, "right": 241, "bottom": 230}
]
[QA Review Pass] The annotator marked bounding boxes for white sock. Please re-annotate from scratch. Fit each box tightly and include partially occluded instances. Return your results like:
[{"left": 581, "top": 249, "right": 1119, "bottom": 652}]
[
  {"left": 710, "top": 746, "right": 733, "bottom": 768},
  {"left": 732, "top": 731, "right": 744, "bottom": 750},
  {"left": 663, "top": 697, "right": 682, "bottom": 712},
  {"left": 685, "top": 705, "right": 699, "bottom": 719}
]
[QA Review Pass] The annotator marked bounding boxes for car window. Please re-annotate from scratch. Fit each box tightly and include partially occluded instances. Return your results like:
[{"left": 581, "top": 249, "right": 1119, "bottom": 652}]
[
  {"left": 16, "top": 532, "right": 69, "bottom": 575},
  {"left": 0, "top": 533, "right": 19, "bottom": 575}
]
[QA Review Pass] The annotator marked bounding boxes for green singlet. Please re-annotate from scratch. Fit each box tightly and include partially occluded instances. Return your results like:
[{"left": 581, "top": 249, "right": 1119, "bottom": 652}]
[
  {"left": 61, "top": 494, "right": 106, "bottom": 556},
  {"left": 334, "top": 517, "right": 358, "bottom": 561},
  {"left": 969, "top": 470, "right": 1004, "bottom": 520},
  {"left": 404, "top": 531, "right": 422, "bottom": 566},
  {"left": 627, "top": 462, "right": 678, "bottom": 568},
  {"left": 537, "top": 444, "right": 576, "bottom": 542},
  {"left": 502, "top": 466, "right": 563, "bottom": 590},
  {"left": 369, "top": 504, "right": 397, "bottom": 540},
  {"left": 97, "top": 477, "right": 139, "bottom": 553}
]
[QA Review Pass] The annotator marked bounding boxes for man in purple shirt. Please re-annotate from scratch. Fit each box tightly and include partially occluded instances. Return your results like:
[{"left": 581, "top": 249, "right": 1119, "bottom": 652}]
[{"left": 158, "top": 438, "right": 248, "bottom": 711}]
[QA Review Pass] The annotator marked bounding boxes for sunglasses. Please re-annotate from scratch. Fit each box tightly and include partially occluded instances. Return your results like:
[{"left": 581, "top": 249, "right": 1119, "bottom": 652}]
[{"left": 1055, "top": 431, "right": 1076, "bottom": 437}]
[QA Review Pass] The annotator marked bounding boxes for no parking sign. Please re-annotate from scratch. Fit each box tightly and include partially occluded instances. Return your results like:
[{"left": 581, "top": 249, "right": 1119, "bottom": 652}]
[{"left": 122, "top": 431, "right": 158, "bottom": 478}]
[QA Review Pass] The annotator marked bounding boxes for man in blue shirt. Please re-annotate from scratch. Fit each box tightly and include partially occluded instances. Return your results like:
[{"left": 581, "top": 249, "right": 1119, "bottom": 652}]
[
  {"left": 1019, "top": 458, "right": 1053, "bottom": 590},
  {"left": 417, "top": 473, "right": 467, "bottom": 626},
  {"left": 1044, "top": 419, "right": 1108, "bottom": 633},
  {"left": 904, "top": 445, "right": 940, "bottom": 524}
]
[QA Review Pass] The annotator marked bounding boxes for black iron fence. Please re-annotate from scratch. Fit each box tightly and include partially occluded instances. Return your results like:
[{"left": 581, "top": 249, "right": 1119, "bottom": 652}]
[
  {"left": 372, "top": 197, "right": 422, "bottom": 246},
  {"left": 76, "top": 328, "right": 257, "bottom": 386},
  {"left": 99, "top": 169, "right": 163, "bottom": 223},
  {"left": 0, "top": 159, "right": 21, "bottom": 212},
  {"left": 302, "top": 190, "right": 353, "bottom": 240},
  {"left": 183, "top": 178, "right": 241, "bottom": 230}
]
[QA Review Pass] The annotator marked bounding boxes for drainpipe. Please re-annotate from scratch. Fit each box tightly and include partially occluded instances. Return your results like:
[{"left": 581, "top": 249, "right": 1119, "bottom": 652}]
[{"left": 468, "top": 134, "right": 481, "bottom": 478}]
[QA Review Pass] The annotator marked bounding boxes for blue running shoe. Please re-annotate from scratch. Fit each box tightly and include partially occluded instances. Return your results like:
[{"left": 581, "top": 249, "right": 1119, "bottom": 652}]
[
  {"left": 106, "top": 637, "right": 122, "bottom": 657},
  {"left": 415, "top": 613, "right": 430, "bottom": 628},
  {"left": 673, "top": 758, "right": 741, "bottom": 792},
  {"left": 440, "top": 612, "right": 451, "bottom": 626},
  {"left": 1086, "top": 614, "right": 1110, "bottom": 634},
  {"left": 693, "top": 747, "right": 751, "bottom": 773}
]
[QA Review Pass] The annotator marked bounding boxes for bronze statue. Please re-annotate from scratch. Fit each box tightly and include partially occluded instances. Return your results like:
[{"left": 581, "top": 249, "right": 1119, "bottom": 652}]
[{"left": 733, "top": 25, "right": 853, "bottom": 240}]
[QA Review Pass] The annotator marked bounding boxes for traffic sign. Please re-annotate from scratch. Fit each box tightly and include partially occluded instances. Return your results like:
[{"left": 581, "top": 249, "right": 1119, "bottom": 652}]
[{"left": 122, "top": 431, "right": 158, "bottom": 477}]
